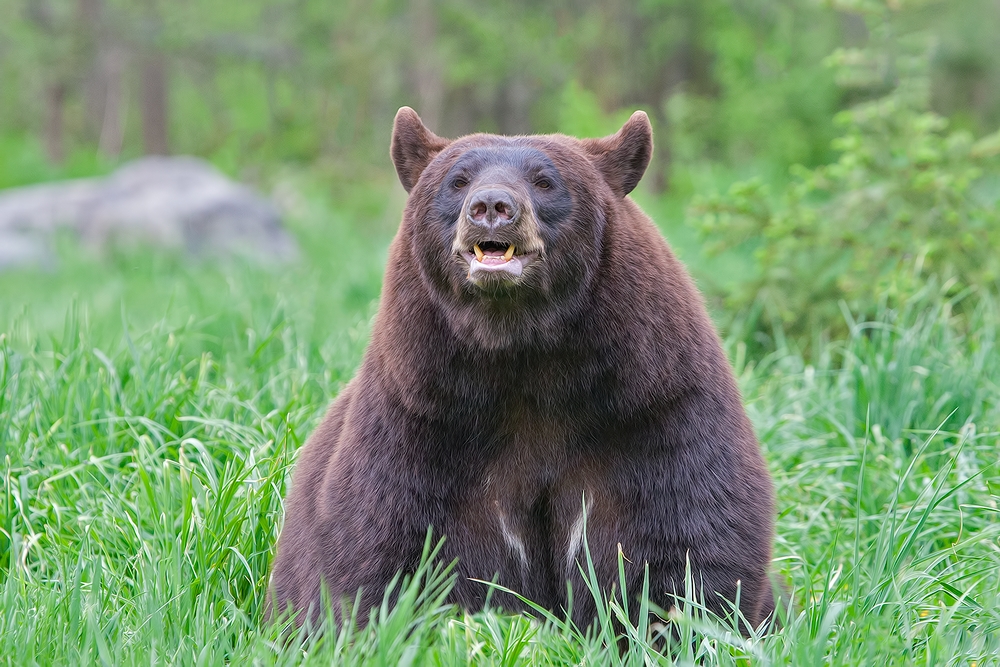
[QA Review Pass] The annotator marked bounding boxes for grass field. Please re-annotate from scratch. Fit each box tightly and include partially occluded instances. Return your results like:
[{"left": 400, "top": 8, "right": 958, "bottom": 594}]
[{"left": 1, "top": 182, "right": 998, "bottom": 665}]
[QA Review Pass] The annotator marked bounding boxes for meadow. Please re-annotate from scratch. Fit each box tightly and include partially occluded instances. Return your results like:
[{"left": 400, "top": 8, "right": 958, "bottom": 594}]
[{"left": 1, "top": 176, "right": 998, "bottom": 665}]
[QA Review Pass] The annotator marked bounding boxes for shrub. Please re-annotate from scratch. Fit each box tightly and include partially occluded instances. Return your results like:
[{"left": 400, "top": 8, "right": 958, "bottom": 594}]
[{"left": 691, "top": 7, "right": 1000, "bottom": 338}]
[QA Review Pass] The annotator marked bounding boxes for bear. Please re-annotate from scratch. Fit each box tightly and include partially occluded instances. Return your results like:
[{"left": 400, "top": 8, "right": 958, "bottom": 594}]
[{"left": 266, "top": 107, "right": 777, "bottom": 633}]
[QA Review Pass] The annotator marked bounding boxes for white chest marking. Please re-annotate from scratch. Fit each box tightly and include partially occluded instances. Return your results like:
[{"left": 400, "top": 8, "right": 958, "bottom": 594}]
[
  {"left": 565, "top": 492, "right": 593, "bottom": 579},
  {"left": 497, "top": 510, "right": 529, "bottom": 569}
]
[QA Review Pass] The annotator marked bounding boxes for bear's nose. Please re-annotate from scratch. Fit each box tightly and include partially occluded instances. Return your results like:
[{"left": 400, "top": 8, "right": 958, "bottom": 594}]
[{"left": 467, "top": 188, "right": 519, "bottom": 230}]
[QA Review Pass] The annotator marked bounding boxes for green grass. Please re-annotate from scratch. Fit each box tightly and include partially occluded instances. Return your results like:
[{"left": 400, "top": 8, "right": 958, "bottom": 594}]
[{"left": 1, "top": 184, "right": 999, "bottom": 665}]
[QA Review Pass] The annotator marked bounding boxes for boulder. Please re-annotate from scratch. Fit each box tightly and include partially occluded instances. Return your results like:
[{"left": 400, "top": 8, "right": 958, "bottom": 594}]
[{"left": 0, "top": 156, "right": 298, "bottom": 269}]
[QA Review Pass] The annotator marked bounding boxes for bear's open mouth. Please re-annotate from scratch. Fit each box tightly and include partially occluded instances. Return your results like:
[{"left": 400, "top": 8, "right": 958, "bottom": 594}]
[
  {"left": 459, "top": 240, "right": 540, "bottom": 282},
  {"left": 474, "top": 241, "right": 516, "bottom": 264}
]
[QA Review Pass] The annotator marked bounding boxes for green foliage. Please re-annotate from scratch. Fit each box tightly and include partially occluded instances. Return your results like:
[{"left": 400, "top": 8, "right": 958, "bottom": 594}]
[
  {"left": 0, "top": 133, "right": 114, "bottom": 190},
  {"left": 3, "top": 0, "right": 999, "bottom": 215},
  {"left": 665, "top": 0, "right": 842, "bottom": 171},
  {"left": 692, "top": 8, "right": 1000, "bottom": 337},
  {"left": 556, "top": 81, "right": 636, "bottom": 139},
  {"left": 0, "top": 0, "right": 961, "bottom": 178}
]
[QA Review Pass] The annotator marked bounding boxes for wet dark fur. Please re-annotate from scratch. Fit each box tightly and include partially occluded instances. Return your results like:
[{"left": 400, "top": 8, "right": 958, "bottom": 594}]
[{"left": 267, "top": 108, "right": 777, "bottom": 631}]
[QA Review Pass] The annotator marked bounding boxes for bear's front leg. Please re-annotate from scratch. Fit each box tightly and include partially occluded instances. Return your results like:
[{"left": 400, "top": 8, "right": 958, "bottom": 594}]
[{"left": 269, "top": 388, "right": 445, "bottom": 626}]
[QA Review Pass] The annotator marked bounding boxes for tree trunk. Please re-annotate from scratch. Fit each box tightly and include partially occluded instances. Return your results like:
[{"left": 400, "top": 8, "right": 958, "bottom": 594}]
[
  {"left": 411, "top": 0, "right": 443, "bottom": 131},
  {"left": 651, "top": 39, "right": 698, "bottom": 194},
  {"left": 141, "top": 51, "right": 170, "bottom": 155},
  {"left": 496, "top": 78, "right": 532, "bottom": 136},
  {"left": 77, "top": 0, "right": 126, "bottom": 157},
  {"left": 78, "top": 0, "right": 101, "bottom": 23},
  {"left": 45, "top": 83, "right": 67, "bottom": 165},
  {"left": 99, "top": 47, "right": 128, "bottom": 157}
]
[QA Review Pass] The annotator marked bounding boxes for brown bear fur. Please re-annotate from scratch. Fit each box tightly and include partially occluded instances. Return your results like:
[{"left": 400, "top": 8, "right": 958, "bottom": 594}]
[{"left": 267, "top": 107, "right": 777, "bottom": 632}]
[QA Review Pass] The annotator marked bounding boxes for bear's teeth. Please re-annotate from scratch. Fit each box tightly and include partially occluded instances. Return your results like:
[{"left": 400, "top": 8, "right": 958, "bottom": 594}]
[
  {"left": 473, "top": 244, "right": 484, "bottom": 261},
  {"left": 504, "top": 245, "right": 516, "bottom": 260}
]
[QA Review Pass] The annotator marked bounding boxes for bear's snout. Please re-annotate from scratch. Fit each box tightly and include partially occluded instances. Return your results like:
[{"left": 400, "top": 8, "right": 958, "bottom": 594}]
[{"left": 467, "top": 187, "right": 520, "bottom": 231}]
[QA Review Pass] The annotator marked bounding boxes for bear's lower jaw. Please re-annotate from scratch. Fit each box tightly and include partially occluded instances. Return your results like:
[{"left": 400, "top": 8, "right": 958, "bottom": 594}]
[{"left": 463, "top": 251, "right": 540, "bottom": 284}]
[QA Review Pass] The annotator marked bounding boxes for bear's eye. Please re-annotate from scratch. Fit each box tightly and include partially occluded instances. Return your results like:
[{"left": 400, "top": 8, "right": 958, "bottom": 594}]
[
  {"left": 534, "top": 178, "right": 551, "bottom": 190},
  {"left": 452, "top": 177, "right": 468, "bottom": 189}
]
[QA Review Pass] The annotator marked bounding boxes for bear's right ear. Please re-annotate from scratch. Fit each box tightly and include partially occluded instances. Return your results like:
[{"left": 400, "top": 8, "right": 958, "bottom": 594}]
[{"left": 391, "top": 107, "right": 451, "bottom": 193}]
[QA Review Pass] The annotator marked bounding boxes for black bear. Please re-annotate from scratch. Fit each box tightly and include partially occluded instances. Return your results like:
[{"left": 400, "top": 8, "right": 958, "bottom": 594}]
[{"left": 267, "top": 107, "right": 777, "bottom": 631}]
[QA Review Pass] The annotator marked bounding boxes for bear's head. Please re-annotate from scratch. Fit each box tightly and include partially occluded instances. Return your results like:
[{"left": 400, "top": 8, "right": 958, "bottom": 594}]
[{"left": 390, "top": 107, "right": 652, "bottom": 351}]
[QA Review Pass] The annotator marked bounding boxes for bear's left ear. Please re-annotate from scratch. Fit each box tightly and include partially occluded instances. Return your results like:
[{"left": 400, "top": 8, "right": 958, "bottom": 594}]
[
  {"left": 391, "top": 107, "right": 451, "bottom": 193},
  {"left": 581, "top": 111, "right": 653, "bottom": 198}
]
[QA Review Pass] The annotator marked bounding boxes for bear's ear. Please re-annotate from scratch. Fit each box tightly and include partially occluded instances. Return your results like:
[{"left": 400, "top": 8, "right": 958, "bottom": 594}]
[
  {"left": 391, "top": 107, "right": 451, "bottom": 193},
  {"left": 581, "top": 111, "right": 653, "bottom": 198}
]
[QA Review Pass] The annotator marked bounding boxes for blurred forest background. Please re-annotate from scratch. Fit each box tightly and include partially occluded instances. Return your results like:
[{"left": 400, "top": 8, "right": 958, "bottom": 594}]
[{"left": 1, "top": 0, "right": 999, "bottom": 342}]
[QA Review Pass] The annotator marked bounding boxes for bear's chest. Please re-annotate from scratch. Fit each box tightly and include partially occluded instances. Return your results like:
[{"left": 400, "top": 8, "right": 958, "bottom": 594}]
[{"left": 438, "top": 406, "right": 618, "bottom": 598}]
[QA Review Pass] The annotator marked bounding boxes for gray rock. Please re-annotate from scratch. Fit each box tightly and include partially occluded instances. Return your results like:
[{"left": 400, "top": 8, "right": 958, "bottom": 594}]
[
  {"left": 0, "top": 233, "right": 51, "bottom": 270},
  {"left": 0, "top": 156, "right": 298, "bottom": 270}
]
